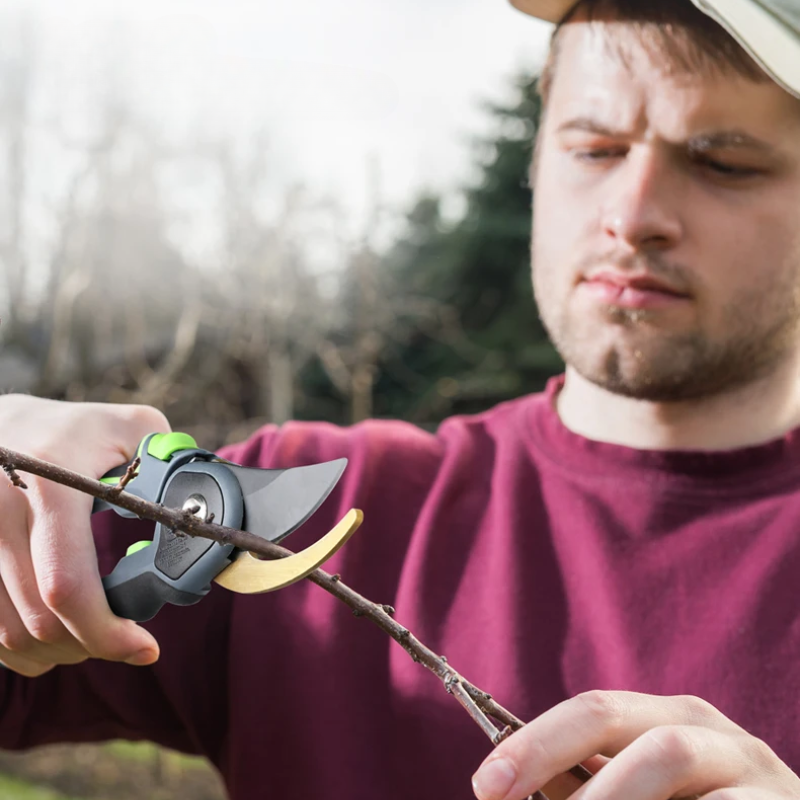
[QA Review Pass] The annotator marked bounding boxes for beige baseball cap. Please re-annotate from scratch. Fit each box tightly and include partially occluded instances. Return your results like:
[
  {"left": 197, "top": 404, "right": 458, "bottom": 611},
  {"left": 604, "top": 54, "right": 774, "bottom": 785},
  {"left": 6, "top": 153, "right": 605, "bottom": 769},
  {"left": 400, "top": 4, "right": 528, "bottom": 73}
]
[{"left": 508, "top": 0, "right": 800, "bottom": 100}]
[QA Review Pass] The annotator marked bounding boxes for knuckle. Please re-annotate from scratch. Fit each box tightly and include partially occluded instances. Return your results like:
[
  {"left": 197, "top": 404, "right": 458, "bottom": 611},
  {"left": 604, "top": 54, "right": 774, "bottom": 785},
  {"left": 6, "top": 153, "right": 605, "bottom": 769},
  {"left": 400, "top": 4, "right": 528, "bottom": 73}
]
[
  {"left": 675, "top": 694, "right": 720, "bottom": 726},
  {"left": 142, "top": 405, "right": 170, "bottom": 432},
  {"left": 745, "top": 734, "right": 780, "bottom": 774},
  {"left": 118, "top": 403, "right": 170, "bottom": 435},
  {"left": 575, "top": 689, "right": 627, "bottom": 732},
  {"left": 0, "top": 622, "right": 34, "bottom": 654},
  {"left": 24, "top": 611, "right": 66, "bottom": 646},
  {"left": 642, "top": 725, "right": 700, "bottom": 771},
  {"left": 38, "top": 569, "right": 82, "bottom": 613}
]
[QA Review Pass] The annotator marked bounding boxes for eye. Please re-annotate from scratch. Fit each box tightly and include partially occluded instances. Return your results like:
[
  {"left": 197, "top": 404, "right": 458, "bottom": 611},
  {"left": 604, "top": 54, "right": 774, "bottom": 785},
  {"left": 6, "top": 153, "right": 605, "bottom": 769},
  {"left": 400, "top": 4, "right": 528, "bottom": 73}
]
[
  {"left": 572, "top": 147, "right": 625, "bottom": 164},
  {"left": 572, "top": 148, "right": 624, "bottom": 162},
  {"left": 694, "top": 156, "right": 761, "bottom": 178}
]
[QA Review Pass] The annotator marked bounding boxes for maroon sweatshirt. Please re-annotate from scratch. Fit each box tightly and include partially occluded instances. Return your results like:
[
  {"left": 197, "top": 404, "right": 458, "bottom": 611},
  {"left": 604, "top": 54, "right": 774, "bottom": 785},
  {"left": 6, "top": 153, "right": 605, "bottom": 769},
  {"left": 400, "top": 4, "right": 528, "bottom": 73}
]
[{"left": 1, "top": 375, "right": 799, "bottom": 798}]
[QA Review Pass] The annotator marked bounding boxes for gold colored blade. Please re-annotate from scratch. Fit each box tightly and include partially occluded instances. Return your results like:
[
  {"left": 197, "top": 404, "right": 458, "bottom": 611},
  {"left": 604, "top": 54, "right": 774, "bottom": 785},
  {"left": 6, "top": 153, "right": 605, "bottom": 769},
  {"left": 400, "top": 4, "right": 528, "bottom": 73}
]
[{"left": 213, "top": 509, "right": 363, "bottom": 594}]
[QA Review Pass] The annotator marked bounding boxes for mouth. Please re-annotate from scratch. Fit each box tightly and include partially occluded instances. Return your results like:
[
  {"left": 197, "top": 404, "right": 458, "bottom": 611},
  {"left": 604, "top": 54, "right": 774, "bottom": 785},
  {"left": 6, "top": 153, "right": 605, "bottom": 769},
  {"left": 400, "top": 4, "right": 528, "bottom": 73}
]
[{"left": 579, "top": 271, "right": 691, "bottom": 310}]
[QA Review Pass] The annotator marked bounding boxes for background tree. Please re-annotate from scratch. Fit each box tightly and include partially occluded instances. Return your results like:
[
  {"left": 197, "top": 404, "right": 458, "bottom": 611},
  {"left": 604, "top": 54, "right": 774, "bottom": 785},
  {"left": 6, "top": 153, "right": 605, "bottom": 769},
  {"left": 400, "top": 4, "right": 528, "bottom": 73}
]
[{"left": 332, "top": 73, "right": 564, "bottom": 425}]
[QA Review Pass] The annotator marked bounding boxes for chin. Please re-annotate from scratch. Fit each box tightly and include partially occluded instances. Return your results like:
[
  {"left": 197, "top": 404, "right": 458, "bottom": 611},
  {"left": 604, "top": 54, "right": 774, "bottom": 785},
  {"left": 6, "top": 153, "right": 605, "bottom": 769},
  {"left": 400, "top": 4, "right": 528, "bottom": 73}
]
[
  {"left": 588, "top": 373, "right": 695, "bottom": 403},
  {"left": 559, "top": 334, "right": 709, "bottom": 402},
  {"left": 576, "top": 357, "right": 677, "bottom": 401},
  {"left": 573, "top": 349, "right": 758, "bottom": 403}
]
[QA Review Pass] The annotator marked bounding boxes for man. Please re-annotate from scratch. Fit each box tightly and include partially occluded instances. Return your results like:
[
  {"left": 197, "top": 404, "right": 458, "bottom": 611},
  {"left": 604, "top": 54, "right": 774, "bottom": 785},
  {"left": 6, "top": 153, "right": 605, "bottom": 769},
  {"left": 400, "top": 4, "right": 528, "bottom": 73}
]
[{"left": 0, "top": 0, "right": 798, "bottom": 798}]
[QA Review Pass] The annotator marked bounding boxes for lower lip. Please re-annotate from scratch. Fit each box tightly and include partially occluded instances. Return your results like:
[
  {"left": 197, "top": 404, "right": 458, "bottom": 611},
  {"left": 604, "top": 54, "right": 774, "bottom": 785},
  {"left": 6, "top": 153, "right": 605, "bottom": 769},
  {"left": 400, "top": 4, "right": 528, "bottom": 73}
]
[{"left": 580, "top": 280, "right": 689, "bottom": 309}]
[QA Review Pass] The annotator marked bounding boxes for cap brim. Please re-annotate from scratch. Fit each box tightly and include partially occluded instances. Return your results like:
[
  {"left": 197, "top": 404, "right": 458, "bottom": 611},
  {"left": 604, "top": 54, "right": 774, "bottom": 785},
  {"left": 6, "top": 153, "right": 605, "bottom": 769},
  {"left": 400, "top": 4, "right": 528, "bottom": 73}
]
[
  {"left": 508, "top": 0, "right": 577, "bottom": 24},
  {"left": 508, "top": 0, "right": 800, "bottom": 100},
  {"left": 690, "top": 0, "right": 800, "bottom": 99}
]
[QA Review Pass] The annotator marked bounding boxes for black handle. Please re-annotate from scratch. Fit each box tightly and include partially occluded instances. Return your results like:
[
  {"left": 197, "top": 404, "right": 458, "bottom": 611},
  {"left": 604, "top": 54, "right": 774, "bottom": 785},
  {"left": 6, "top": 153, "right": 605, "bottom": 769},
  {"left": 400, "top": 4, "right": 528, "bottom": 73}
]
[
  {"left": 101, "top": 545, "right": 206, "bottom": 622},
  {"left": 96, "top": 458, "right": 244, "bottom": 622}
]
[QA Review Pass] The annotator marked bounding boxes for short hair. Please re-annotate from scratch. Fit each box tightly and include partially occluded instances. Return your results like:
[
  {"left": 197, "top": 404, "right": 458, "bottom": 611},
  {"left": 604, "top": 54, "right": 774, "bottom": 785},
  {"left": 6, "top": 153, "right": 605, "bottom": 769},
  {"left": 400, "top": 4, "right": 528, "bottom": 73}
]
[{"left": 537, "top": 0, "right": 772, "bottom": 107}]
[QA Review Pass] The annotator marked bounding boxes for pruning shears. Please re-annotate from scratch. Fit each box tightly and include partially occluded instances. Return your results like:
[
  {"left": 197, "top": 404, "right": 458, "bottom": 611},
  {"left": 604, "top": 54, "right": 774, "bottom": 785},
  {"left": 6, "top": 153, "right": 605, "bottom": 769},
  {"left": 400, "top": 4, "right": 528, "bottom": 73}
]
[{"left": 93, "top": 432, "right": 362, "bottom": 622}]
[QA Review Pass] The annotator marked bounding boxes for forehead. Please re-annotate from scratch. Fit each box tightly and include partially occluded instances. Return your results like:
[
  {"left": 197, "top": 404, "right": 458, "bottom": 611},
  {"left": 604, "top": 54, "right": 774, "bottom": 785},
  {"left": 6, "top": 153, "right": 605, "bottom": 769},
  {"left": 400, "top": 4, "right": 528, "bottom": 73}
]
[{"left": 547, "top": 19, "right": 800, "bottom": 143}]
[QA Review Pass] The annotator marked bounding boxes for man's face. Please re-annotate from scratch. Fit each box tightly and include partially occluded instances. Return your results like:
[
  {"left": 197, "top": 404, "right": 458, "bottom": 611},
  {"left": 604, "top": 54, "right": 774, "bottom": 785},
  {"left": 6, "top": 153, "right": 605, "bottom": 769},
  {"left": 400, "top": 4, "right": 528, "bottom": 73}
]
[{"left": 531, "top": 13, "right": 800, "bottom": 401}]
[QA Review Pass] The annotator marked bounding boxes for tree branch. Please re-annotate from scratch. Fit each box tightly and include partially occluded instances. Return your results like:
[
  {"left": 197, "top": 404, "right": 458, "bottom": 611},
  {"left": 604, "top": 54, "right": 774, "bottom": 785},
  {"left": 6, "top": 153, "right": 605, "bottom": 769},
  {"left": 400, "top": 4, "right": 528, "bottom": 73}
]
[{"left": 0, "top": 444, "right": 592, "bottom": 798}]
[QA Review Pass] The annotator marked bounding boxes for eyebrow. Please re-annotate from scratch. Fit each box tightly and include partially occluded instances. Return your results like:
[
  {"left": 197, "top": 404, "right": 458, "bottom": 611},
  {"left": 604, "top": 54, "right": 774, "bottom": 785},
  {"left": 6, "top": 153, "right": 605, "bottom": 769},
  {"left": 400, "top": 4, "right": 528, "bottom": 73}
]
[{"left": 555, "top": 117, "right": 779, "bottom": 155}]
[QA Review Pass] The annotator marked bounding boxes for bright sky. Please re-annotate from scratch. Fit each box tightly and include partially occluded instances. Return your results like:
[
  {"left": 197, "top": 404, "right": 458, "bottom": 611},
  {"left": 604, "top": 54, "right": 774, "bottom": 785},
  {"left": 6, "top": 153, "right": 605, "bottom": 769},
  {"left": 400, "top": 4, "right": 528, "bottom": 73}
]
[{"left": 2, "top": 0, "right": 553, "bottom": 237}]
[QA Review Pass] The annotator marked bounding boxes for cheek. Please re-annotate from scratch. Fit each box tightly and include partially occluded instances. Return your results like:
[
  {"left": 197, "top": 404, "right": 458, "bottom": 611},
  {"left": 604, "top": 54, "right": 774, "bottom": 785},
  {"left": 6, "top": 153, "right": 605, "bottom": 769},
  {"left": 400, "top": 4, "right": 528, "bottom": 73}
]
[
  {"left": 533, "top": 158, "right": 572, "bottom": 239},
  {"left": 532, "top": 195, "right": 582, "bottom": 307},
  {"left": 532, "top": 148, "right": 597, "bottom": 269},
  {"left": 706, "top": 207, "right": 795, "bottom": 294}
]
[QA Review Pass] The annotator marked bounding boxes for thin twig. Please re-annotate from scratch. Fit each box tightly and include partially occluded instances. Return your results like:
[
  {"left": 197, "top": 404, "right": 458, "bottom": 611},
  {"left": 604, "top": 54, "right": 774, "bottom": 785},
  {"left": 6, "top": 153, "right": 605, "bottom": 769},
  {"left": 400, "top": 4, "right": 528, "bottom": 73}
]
[
  {"left": 2, "top": 464, "right": 27, "bottom": 489},
  {"left": 116, "top": 457, "right": 140, "bottom": 492},
  {"left": 446, "top": 676, "right": 547, "bottom": 800},
  {"left": 462, "top": 684, "right": 594, "bottom": 785},
  {"left": 445, "top": 673, "right": 499, "bottom": 741}
]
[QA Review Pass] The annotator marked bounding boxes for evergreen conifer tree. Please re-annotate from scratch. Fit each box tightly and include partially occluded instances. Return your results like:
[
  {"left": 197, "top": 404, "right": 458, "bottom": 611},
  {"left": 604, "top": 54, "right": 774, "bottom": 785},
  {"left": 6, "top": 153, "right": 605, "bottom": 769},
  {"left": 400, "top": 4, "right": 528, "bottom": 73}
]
[{"left": 374, "top": 74, "right": 564, "bottom": 423}]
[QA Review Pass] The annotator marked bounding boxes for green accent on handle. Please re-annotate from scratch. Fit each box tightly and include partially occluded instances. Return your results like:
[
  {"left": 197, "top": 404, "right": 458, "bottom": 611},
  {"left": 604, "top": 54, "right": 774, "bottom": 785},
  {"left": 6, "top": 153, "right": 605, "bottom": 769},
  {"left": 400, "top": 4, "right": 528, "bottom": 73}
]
[
  {"left": 145, "top": 432, "right": 198, "bottom": 461},
  {"left": 126, "top": 540, "right": 152, "bottom": 557},
  {"left": 100, "top": 476, "right": 120, "bottom": 486}
]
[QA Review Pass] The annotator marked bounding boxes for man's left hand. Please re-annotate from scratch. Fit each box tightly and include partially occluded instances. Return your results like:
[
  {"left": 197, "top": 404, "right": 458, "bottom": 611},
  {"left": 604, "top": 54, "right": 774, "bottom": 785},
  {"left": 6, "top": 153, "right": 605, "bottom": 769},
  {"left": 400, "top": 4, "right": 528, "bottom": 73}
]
[{"left": 471, "top": 690, "right": 800, "bottom": 800}]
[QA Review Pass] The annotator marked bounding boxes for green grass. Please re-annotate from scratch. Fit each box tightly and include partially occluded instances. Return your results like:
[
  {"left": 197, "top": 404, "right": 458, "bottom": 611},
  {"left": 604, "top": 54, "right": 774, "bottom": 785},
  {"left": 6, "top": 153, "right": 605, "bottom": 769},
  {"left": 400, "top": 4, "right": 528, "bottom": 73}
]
[
  {"left": 0, "top": 774, "right": 83, "bottom": 799},
  {"left": 103, "top": 740, "right": 211, "bottom": 769},
  {"left": 0, "top": 740, "right": 222, "bottom": 800}
]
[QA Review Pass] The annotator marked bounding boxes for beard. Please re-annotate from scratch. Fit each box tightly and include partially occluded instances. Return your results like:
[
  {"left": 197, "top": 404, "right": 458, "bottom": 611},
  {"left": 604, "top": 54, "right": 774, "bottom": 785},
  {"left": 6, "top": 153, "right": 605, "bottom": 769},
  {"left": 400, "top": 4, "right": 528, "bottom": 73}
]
[{"left": 534, "top": 256, "right": 800, "bottom": 403}]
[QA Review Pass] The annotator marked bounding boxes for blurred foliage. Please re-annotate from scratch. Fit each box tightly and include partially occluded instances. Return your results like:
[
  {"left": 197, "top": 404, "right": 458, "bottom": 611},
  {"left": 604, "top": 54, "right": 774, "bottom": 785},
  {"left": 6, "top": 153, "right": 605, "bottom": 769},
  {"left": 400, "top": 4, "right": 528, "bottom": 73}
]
[
  {"left": 0, "top": 64, "right": 563, "bottom": 439},
  {"left": 0, "top": 774, "right": 82, "bottom": 799},
  {"left": 0, "top": 741, "right": 224, "bottom": 800}
]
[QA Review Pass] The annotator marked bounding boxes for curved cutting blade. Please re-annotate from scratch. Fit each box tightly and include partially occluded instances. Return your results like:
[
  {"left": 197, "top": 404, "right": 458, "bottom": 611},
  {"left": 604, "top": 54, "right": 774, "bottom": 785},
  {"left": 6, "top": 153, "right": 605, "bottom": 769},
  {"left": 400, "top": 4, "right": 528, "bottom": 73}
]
[
  {"left": 222, "top": 458, "right": 347, "bottom": 543},
  {"left": 214, "top": 508, "right": 363, "bottom": 594}
]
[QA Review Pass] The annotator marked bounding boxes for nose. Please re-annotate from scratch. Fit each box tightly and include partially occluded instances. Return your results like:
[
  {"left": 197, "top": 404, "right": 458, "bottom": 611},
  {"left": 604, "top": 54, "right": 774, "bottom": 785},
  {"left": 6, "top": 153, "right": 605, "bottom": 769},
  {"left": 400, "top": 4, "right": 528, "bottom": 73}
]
[{"left": 600, "top": 147, "right": 683, "bottom": 251}]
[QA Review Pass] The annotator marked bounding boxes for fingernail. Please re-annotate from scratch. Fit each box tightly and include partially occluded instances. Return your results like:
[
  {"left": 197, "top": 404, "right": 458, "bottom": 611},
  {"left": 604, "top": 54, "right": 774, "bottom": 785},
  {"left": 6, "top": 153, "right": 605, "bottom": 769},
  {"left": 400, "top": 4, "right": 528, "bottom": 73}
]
[
  {"left": 125, "top": 649, "right": 157, "bottom": 666},
  {"left": 472, "top": 757, "right": 517, "bottom": 800}
]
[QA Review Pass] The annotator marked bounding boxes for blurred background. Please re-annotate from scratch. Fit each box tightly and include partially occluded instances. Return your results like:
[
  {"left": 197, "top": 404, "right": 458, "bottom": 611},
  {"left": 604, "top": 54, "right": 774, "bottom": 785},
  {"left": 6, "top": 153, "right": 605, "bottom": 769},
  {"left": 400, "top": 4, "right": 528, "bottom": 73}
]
[{"left": 0, "top": 0, "right": 562, "bottom": 796}]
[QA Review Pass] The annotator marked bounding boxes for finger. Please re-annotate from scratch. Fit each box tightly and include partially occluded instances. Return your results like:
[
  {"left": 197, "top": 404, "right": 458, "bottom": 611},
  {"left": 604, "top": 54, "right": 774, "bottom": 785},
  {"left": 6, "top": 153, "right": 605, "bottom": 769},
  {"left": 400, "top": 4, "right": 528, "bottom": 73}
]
[
  {"left": 28, "top": 480, "right": 159, "bottom": 665},
  {"left": 581, "top": 755, "right": 611, "bottom": 773},
  {"left": 0, "top": 570, "right": 86, "bottom": 667},
  {"left": 0, "top": 488, "right": 89, "bottom": 663},
  {"left": 93, "top": 402, "right": 172, "bottom": 469},
  {"left": 0, "top": 572, "right": 52, "bottom": 663},
  {"left": 565, "top": 725, "right": 777, "bottom": 800},
  {"left": 472, "top": 691, "right": 742, "bottom": 800},
  {"left": 29, "top": 399, "right": 170, "bottom": 475}
]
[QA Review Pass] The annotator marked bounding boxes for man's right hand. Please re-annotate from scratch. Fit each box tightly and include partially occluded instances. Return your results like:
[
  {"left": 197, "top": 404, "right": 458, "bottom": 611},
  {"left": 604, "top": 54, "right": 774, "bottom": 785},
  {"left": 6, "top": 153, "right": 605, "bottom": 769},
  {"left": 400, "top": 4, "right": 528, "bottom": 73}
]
[{"left": 0, "top": 395, "right": 170, "bottom": 677}]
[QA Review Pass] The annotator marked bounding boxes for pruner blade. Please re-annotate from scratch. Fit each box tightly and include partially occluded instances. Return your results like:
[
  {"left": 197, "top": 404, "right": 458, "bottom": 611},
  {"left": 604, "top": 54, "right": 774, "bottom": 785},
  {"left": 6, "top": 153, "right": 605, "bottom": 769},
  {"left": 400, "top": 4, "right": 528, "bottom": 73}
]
[
  {"left": 214, "top": 508, "right": 363, "bottom": 594},
  {"left": 212, "top": 457, "right": 361, "bottom": 594},
  {"left": 223, "top": 458, "right": 348, "bottom": 544}
]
